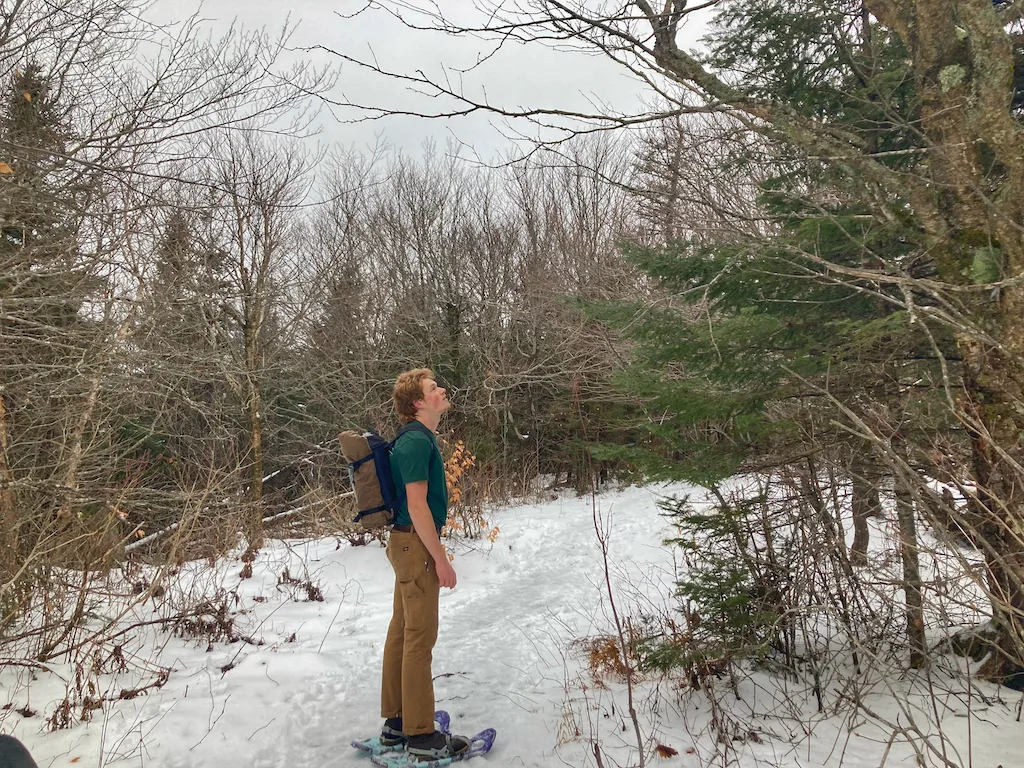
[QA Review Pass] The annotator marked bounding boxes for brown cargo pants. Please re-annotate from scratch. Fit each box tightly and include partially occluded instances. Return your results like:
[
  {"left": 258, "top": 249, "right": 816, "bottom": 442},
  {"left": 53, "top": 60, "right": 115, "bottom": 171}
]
[{"left": 380, "top": 530, "right": 440, "bottom": 736}]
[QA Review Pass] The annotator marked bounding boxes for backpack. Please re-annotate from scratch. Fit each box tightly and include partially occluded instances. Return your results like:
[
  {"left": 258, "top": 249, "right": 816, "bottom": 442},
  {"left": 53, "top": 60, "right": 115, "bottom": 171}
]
[{"left": 338, "top": 425, "right": 414, "bottom": 530}]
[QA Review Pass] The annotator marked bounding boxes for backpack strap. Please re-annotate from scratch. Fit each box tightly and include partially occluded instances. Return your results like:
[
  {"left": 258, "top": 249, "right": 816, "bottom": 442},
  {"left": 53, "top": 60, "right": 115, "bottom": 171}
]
[
  {"left": 349, "top": 453, "right": 375, "bottom": 471},
  {"left": 349, "top": 424, "right": 421, "bottom": 474},
  {"left": 354, "top": 505, "right": 389, "bottom": 522},
  {"left": 350, "top": 427, "right": 415, "bottom": 471},
  {"left": 391, "top": 422, "right": 422, "bottom": 447}
]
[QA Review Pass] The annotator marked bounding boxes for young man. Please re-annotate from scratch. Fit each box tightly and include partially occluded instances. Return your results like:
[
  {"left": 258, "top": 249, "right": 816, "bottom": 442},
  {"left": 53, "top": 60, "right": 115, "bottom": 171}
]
[{"left": 379, "top": 369, "right": 470, "bottom": 762}]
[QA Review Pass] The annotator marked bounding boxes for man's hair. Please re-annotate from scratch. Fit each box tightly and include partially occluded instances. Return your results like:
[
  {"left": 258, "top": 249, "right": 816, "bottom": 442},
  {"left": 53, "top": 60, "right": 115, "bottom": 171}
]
[{"left": 393, "top": 368, "right": 433, "bottom": 424}]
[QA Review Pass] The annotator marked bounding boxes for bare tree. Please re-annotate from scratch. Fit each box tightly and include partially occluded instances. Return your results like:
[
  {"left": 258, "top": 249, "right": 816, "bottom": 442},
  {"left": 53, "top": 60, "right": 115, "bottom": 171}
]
[
  {"left": 319, "top": 0, "right": 1024, "bottom": 677},
  {"left": 0, "top": 0, "right": 329, "bottom": 660},
  {"left": 209, "top": 135, "right": 317, "bottom": 504}
]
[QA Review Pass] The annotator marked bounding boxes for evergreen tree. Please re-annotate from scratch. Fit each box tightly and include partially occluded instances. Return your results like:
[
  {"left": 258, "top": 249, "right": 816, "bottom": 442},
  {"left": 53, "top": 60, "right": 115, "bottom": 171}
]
[
  {"left": 0, "top": 62, "right": 90, "bottom": 344},
  {"left": 596, "top": 0, "right": 966, "bottom": 672},
  {"left": 128, "top": 208, "right": 241, "bottom": 498},
  {"left": 0, "top": 62, "right": 105, "bottom": 580}
]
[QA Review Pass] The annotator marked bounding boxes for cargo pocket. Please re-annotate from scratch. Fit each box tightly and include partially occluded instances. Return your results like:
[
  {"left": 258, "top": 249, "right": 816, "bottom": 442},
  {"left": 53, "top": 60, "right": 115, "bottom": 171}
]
[
  {"left": 397, "top": 574, "right": 425, "bottom": 600},
  {"left": 402, "top": 570, "right": 436, "bottom": 634},
  {"left": 389, "top": 536, "right": 428, "bottom": 604}
]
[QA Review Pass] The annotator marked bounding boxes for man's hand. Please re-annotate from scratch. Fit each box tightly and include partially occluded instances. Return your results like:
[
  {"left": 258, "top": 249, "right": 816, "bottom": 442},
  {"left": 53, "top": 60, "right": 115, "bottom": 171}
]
[
  {"left": 435, "top": 557, "right": 457, "bottom": 589},
  {"left": 406, "top": 481, "right": 458, "bottom": 588}
]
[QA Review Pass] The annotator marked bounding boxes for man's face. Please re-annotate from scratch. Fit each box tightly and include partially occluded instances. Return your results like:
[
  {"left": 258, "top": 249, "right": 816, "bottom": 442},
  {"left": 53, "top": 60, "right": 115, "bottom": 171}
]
[{"left": 416, "top": 378, "right": 450, "bottom": 417}]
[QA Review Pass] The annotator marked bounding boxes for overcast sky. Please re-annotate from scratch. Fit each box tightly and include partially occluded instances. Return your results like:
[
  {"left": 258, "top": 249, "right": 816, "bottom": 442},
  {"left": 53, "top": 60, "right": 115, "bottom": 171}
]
[{"left": 148, "top": 0, "right": 710, "bottom": 160}]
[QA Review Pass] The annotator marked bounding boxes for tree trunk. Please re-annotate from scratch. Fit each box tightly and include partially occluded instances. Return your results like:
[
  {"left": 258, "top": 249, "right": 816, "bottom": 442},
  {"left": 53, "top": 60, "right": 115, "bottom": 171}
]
[
  {"left": 248, "top": 382, "right": 264, "bottom": 503},
  {"left": 894, "top": 468, "right": 927, "bottom": 669},
  {"left": 963, "top": 325, "right": 1024, "bottom": 680},
  {"left": 57, "top": 315, "right": 133, "bottom": 523},
  {"left": 849, "top": 463, "right": 879, "bottom": 567},
  {"left": 874, "top": 0, "right": 1024, "bottom": 677},
  {"left": 0, "top": 393, "right": 17, "bottom": 579},
  {"left": 244, "top": 317, "right": 264, "bottom": 505},
  {"left": 57, "top": 371, "right": 103, "bottom": 521}
]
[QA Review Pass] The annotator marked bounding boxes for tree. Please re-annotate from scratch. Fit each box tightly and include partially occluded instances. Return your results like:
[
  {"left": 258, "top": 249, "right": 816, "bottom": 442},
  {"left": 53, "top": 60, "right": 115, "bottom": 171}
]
[
  {"left": 326, "top": 0, "right": 1024, "bottom": 678},
  {"left": 213, "top": 135, "right": 316, "bottom": 504},
  {"left": 291, "top": 139, "right": 641, "bottom": 490},
  {"left": 130, "top": 205, "right": 240, "bottom": 499},
  {"left": 0, "top": 60, "right": 104, "bottom": 584},
  {"left": 0, "top": 0, "right": 330, "bottom": 657}
]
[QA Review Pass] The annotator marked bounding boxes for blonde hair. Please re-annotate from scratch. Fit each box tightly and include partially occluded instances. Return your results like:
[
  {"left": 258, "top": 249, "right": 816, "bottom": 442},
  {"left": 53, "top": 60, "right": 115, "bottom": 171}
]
[{"left": 393, "top": 368, "right": 433, "bottom": 424}]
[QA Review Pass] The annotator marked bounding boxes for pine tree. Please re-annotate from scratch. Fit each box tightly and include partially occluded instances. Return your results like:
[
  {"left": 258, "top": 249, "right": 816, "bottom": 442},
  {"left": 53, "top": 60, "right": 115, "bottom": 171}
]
[
  {"left": 0, "top": 62, "right": 105, "bottom": 584},
  {"left": 127, "top": 209, "right": 235, "bottom": 496},
  {"left": 599, "top": 0, "right": 959, "bottom": 671},
  {"left": 0, "top": 62, "right": 89, "bottom": 341}
]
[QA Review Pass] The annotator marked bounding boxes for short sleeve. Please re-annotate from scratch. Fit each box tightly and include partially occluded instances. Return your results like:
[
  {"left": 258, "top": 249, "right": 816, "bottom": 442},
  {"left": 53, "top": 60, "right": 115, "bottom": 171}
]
[{"left": 392, "top": 432, "right": 432, "bottom": 484}]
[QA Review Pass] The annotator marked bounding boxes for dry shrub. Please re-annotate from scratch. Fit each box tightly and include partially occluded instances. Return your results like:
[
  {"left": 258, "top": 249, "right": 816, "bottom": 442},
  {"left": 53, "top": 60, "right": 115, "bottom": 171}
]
[
  {"left": 50, "top": 512, "right": 129, "bottom": 573},
  {"left": 278, "top": 487, "right": 385, "bottom": 547},
  {"left": 44, "top": 643, "right": 162, "bottom": 732},
  {"left": 143, "top": 501, "right": 252, "bottom": 566},
  {"left": 171, "top": 595, "right": 239, "bottom": 648},
  {"left": 574, "top": 634, "right": 632, "bottom": 687},
  {"left": 309, "top": 487, "right": 357, "bottom": 532},
  {"left": 441, "top": 439, "right": 500, "bottom": 542},
  {"left": 276, "top": 567, "right": 325, "bottom": 602}
]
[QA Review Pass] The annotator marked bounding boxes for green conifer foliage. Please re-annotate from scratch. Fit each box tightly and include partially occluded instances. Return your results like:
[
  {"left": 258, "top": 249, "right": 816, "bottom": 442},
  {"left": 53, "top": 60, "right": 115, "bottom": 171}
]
[
  {"left": 0, "top": 61, "right": 109, "bottom": 587},
  {"left": 597, "top": 0, "right": 976, "bottom": 674}
]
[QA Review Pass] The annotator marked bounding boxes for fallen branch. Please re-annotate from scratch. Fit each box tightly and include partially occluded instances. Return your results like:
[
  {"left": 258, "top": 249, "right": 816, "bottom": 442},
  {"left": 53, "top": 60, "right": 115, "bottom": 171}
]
[{"left": 126, "top": 492, "right": 355, "bottom": 553}]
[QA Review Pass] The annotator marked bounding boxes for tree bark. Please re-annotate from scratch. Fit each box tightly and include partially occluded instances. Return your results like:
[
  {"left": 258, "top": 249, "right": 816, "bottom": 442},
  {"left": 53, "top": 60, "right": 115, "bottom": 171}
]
[
  {"left": 57, "top": 372, "right": 102, "bottom": 521},
  {"left": 849, "top": 464, "right": 880, "bottom": 567},
  {"left": 894, "top": 468, "right": 927, "bottom": 668},
  {"left": 905, "top": 0, "right": 1024, "bottom": 678},
  {"left": 0, "top": 393, "right": 17, "bottom": 578},
  {"left": 963, "top": 345, "right": 1024, "bottom": 679}
]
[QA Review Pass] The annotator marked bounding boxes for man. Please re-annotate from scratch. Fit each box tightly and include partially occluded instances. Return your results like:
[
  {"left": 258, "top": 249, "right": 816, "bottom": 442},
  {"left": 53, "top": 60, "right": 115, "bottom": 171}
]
[{"left": 379, "top": 368, "right": 471, "bottom": 762}]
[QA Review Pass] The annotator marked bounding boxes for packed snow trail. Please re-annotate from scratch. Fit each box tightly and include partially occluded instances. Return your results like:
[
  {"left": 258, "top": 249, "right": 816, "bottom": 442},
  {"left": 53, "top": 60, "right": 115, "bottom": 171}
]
[
  {"left": 9, "top": 482, "right": 1020, "bottom": 768},
  {"left": 39, "top": 484, "right": 680, "bottom": 768},
  {"left": 240, "top": 484, "right": 680, "bottom": 768}
]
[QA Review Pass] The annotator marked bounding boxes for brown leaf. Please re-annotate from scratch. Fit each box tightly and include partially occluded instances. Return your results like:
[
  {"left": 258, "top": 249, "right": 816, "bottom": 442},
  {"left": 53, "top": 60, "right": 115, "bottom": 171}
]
[
  {"left": 22, "top": 91, "right": 31, "bottom": 102},
  {"left": 0, "top": 162, "right": 11, "bottom": 174},
  {"left": 655, "top": 744, "right": 678, "bottom": 758},
  {"left": 71, "top": 758, "right": 81, "bottom": 763}
]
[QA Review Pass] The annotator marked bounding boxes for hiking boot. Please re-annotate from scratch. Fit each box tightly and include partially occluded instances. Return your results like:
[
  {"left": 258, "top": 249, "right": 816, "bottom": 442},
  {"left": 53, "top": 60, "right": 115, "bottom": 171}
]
[
  {"left": 406, "top": 731, "right": 470, "bottom": 762},
  {"left": 380, "top": 717, "right": 406, "bottom": 747}
]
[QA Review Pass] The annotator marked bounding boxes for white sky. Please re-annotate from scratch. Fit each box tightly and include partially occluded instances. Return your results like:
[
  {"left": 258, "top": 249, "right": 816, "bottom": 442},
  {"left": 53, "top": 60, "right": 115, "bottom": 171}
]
[{"left": 147, "top": 0, "right": 710, "bottom": 159}]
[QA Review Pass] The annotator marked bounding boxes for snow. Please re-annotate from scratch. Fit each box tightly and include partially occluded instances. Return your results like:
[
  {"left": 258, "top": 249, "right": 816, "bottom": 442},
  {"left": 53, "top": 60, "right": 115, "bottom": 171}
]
[{"left": 2, "top": 483, "right": 1022, "bottom": 768}]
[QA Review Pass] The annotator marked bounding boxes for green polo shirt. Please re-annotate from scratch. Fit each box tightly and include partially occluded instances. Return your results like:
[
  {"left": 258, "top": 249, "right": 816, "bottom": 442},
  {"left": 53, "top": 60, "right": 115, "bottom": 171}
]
[{"left": 391, "top": 421, "right": 449, "bottom": 529}]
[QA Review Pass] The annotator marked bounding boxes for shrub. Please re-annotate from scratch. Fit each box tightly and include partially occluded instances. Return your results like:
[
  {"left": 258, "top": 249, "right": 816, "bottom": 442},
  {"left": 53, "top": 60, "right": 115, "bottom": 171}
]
[{"left": 441, "top": 438, "right": 500, "bottom": 542}]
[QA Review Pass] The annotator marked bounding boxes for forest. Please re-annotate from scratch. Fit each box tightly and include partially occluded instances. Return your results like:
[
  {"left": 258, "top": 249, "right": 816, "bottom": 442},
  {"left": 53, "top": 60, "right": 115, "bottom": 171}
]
[{"left": 3, "top": 0, "right": 1024, "bottom": 764}]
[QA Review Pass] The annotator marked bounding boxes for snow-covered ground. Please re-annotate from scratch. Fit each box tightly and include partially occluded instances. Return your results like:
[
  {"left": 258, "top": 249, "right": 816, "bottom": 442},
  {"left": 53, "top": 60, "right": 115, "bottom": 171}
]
[{"left": 2, "top": 483, "right": 1021, "bottom": 768}]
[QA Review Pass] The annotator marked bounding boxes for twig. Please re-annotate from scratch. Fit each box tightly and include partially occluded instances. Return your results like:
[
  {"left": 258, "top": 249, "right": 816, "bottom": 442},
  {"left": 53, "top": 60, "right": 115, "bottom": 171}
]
[{"left": 572, "top": 377, "right": 646, "bottom": 768}]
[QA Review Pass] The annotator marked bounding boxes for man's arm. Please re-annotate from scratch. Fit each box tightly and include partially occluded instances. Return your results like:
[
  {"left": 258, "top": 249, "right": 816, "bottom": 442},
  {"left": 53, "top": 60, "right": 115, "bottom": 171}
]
[{"left": 405, "top": 481, "right": 457, "bottom": 589}]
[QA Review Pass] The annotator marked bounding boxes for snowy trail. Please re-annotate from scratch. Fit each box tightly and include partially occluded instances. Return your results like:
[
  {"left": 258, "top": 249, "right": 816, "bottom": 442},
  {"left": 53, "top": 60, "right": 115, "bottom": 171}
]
[
  {"left": 12, "top": 480, "right": 1019, "bottom": 768},
  {"left": 312, "top": 484, "right": 680, "bottom": 768},
  {"left": 182, "top": 484, "right": 681, "bottom": 768}
]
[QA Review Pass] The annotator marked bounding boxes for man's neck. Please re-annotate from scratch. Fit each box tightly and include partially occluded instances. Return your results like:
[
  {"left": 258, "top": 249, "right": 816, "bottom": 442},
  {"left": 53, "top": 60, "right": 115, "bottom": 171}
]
[{"left": 415, "top": 414, "right": 440, "bottom": 433}]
